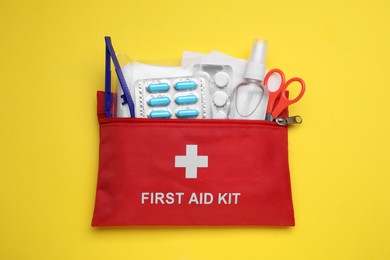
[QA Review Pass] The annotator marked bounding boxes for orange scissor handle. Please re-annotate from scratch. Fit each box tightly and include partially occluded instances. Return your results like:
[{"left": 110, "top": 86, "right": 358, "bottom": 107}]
[
  {"left": 264, "top": 68, "right": 286, "bottom": 114},
  {"left": 271, "top": 76, "right": 306, "bottom": 118}
]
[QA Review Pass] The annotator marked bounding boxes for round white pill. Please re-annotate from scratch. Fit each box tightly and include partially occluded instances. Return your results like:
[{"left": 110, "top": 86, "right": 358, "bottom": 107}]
[
  {"left": 213, "top": 91, "right": 228, "bottom": 107},
  {"left": 198, "top": 71, "right": 210, "bottom": 78},
  {"left": 213, "top": 111, "right": 227, "bottom": 119},
  {"left": 214, "top": 71, "right": 230, "bottom": 88}
]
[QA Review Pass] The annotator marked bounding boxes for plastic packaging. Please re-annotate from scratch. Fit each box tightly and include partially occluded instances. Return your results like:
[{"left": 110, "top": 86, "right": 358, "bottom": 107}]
[
  {"left": 191, "top": 64, "right": 233, "bottom": 119},
  {"left": 229, "top": 39, "right": 269, "bottom": 120},
  {"left": 134, "top": 75, "right": 211, "bottom": 119},
  {"left": 116, "top": 60, "right": 195, "bottom": 118}
]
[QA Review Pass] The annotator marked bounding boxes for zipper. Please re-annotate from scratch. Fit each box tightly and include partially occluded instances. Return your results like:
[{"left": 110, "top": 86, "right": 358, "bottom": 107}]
[
  {"left": 98, "top": 91, "right": 302, "bottom": 127},
  {"left": 275, "top": 115, "right": 302, "bottom": 126},
  {"left": 99, "top": 117, "right": 282, "bottom": 127}
]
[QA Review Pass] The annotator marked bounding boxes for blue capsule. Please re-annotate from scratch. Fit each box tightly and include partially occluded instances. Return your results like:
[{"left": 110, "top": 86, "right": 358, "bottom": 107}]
[
  {"left": 148, "top": 96, "right": 171, "bottom": 107},
  {"left": 174, "top": 80, "right": 197, "bottom": 91},
  {"left": 149, "top": 110, "right": 172, "bottom": 118},
  {"left": 175, "top": 95, "right": 198, "bottom": 105},
  {"left": 147, "top": 83, "right": 170, "bottom": 93},
  {"left": 176, "top": 109, "right": 199, "bottom": 118}
]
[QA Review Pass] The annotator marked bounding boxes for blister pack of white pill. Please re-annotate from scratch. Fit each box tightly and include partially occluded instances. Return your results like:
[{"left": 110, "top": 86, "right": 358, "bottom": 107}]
[
  {"left": 134, "top": 76, "right": 211, "bottom": 119},
  {"left": 191, "top": 64, "right": 233, "bottom": 119}
]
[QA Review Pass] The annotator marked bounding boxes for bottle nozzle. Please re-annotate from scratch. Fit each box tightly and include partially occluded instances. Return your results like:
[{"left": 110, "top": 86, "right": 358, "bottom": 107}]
[
  {"left": 249, "top": 39, "right": 267, "bottom": 64},
  {"left": 244, "top": 39, "right": 268, "bottom": 81}
]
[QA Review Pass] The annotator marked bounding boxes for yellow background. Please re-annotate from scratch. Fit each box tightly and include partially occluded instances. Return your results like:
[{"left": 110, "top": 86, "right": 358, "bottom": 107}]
[{"left": 1, "top": 0, "right": 389, "bottom": 259}]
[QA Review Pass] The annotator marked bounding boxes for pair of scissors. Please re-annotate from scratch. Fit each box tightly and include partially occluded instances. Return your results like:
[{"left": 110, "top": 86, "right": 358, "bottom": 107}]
[{"left": 263, "top": 68, "right": 306, "bottom": 121}]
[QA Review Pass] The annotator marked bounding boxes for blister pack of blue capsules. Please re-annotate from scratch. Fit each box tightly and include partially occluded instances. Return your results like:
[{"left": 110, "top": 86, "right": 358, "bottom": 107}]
[{"left": 134, "top": 75, "right": 211, "bottom": 119}]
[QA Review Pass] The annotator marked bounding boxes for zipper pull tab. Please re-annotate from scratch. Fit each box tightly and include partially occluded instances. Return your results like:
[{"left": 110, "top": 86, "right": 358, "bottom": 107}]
[{"left": 275, "top": 115, "right": 303, "bottom": 126}]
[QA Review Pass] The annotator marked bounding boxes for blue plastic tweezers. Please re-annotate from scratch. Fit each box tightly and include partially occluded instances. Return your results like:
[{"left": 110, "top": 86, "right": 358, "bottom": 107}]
[{"left": 104, "top": 36, "right": 135, "bottom": 118}]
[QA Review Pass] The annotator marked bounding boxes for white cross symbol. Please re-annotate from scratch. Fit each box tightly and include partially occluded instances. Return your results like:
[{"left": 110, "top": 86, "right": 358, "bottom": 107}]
[{"left": 175, "top": 145, "right": 208, "bottom": 179}]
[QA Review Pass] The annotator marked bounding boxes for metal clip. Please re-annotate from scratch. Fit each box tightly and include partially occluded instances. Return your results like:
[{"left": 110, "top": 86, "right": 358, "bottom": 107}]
[{"left": 275, "top": 115, "right": 303, "bottom": 126}]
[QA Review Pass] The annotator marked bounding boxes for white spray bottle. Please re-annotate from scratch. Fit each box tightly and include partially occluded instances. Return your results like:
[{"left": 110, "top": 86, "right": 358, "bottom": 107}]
[{"left": 229, "top": 39, "right": 269, "bottom": 120}]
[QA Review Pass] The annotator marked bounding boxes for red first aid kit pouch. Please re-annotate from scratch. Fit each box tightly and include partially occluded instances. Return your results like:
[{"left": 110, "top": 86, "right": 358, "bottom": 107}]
[{"left": 91, "top": 37, "right": 295, "bottom": 227}]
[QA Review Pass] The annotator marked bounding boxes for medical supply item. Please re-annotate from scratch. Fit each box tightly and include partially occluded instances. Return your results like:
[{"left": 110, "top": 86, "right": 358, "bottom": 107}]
[
  {"left": 229, "top": 39, "right": 269, "bottom": 120},
  {"left": 116, "top": 62, "right": 194, "bottom": 118},
  {"left": 104, "top": 37, "right": 135, "bottom": 118},
  {"left": 134, "top": 76, "right": 211, "bottom": 119},
  {"left": 183, "top": 51, "right": 247, "bottom": 92},
  {"left": 263, "top": 68, "right": 306, "bottom": 122},
  {"left": 192, "top": 64, "right": 233, "bottom": 119}
]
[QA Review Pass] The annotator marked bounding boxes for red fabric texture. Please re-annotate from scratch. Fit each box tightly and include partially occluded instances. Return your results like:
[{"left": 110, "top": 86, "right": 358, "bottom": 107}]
[{"left": 92, "top": 91, "right": 295, "bottom": 226}]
